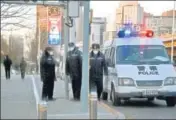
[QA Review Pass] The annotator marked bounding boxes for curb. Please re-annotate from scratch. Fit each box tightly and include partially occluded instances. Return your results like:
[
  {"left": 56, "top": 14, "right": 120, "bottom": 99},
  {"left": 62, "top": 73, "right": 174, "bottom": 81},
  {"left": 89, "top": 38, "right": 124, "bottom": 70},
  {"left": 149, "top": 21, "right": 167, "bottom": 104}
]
[{"left": 58, "top": 76, "right": 126, "bottom": 119}]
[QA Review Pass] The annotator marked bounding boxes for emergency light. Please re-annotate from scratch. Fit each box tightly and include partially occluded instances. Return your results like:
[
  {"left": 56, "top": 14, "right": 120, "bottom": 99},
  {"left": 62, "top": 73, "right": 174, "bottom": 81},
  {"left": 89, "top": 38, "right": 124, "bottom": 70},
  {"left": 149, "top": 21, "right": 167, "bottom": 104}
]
[
  {"left": 117, "top": 24, "right": 154, "bottom": 38},
  {"left": 139, "top": 30, "right": 154, "bottom": 38},
  {"left": 117, "top": 29, "right": 138, "bottom": 38}
]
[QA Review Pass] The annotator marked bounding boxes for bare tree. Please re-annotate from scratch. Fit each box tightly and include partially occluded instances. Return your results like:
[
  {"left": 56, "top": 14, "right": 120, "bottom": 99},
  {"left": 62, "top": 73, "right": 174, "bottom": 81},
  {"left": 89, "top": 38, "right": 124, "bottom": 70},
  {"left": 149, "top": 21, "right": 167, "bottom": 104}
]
[
  {"left": 1, "top": 35, "right": 9, "bottom": 61},
  {"left": 6, "top": 34, "right": 24, "bottom": 64},
  {"left": 40, "top": 31, "right": 48, "bottom": 51},
  {"left": 28, "top": 36, "right": 38, "bottom": 62},
  {"left": 1, "top": 3, "right": 36, "bottom": 31}
]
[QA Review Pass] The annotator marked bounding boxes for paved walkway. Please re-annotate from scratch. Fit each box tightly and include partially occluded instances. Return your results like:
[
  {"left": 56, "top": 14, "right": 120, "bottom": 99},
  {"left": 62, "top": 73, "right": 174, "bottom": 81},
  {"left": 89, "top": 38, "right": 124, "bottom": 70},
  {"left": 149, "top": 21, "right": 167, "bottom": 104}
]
[
  {"left": 1, "top": 75, "right": 37, "bottom": 119},
  {"left": 1, "top": 64, "right": 5, "bottom": 77},
  {"left": 33, "top": 75, "right": 125, "bottom": 119}
]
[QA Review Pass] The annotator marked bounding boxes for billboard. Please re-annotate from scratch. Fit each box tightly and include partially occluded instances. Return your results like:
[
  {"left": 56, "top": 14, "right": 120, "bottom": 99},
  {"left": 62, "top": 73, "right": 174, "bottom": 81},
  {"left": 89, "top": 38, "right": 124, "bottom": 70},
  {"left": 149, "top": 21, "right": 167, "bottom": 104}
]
[
  {"left": 48, "top": 15, "right": 62, "bottom": 45},
  {"left": 47, "top": 6, "right": 62, "bottom": 45},
  {"left": 36, "top": 5, "right": 63, "bottom": 46}
]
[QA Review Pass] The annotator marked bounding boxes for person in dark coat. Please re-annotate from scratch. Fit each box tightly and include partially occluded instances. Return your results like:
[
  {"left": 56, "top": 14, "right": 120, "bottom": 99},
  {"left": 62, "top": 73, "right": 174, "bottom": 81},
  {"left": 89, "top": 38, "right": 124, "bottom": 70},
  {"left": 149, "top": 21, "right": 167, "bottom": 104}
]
[
  {"left": 20, "top": 57, "right": 27, "bottom": 79},
  {"left": 3, "top": 55, "right": 12, "bottom": 79},
  {"left": 66, "top": 42, "right": 82, "bottom": 100},
  {"left": 40, "top": 47, "right": 56, "bottom": 101},
  {"left": 89, "top": 43, "right": 108, "bottom": 101}
]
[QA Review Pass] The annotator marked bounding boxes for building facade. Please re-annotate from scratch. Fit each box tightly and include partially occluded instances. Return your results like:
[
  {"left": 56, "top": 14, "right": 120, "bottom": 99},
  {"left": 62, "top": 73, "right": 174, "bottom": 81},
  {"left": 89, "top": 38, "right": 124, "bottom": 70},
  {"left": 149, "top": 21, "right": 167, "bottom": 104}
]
[
  {"left": 162, "top": 10, "right": 176, "bottom": 17},
  {"left": 115, "top": 1, "right": 144, "bottom": 30},
  {"left": 145, "top": 16, "right": 176, "bottom": 36},
  {"left": 90, "top": 17, "right": 106, "bottom": 46}
]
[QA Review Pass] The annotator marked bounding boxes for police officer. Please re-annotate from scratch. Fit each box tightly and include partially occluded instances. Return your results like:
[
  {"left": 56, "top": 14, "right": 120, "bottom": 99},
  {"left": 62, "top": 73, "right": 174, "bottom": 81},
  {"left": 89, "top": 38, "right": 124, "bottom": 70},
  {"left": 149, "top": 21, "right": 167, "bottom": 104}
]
[
  {"left": 66, "top": 42, "right": 82, "bottom": 100},
  {"left": 40, "top": 47, "right": 56, "bottom": 101},
  {"left": 20, "top": 57, "right": 27, "bottom": 79},
  {"left": 89, "top": 43, "right": 108, "bottom": 101},
  {"left": 3, "top": 55, "right": 12, "bottom": 80}
]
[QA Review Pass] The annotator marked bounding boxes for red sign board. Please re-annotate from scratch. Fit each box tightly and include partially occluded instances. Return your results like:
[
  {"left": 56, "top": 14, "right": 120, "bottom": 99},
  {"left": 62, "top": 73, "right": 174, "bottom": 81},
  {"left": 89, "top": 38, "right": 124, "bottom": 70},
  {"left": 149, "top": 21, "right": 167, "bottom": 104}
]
[{"left": 48, "top": 16, "right": 62, "bottom": 33}]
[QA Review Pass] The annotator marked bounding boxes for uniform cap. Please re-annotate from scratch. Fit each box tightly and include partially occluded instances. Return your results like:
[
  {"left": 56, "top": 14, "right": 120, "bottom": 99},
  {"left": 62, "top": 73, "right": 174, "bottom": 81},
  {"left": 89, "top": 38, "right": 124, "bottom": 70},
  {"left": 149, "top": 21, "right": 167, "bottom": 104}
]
[
  {"left": 68, "top": 42, "right": 75, "bottom": 47},
  {"left": 45, "top": 47, "right": 53, "bottom": 51},
  {"left": 92, "top": 43, "right": 100, "bottom": 49}
]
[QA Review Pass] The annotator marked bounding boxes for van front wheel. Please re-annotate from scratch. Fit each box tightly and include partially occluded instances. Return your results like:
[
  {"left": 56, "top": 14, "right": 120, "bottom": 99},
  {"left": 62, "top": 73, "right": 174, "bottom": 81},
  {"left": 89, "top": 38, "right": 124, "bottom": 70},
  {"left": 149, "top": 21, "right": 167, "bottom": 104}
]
[
  {"left": 166, "top": 97, "right": 176, "bottom": 107},
  {"left": 111, "top": 87, "right": 121, "bottom": 106}
]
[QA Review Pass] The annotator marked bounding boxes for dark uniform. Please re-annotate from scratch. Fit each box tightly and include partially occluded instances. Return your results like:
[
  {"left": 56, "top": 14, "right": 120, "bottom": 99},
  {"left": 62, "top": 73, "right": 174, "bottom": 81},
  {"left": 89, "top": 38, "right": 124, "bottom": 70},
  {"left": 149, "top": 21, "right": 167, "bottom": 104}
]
[
  {"left": 89, "top": 44, "right": 108, "bottom": 100},
  {"left": 40, "top": 47, "right": 56, "bottom": 101},
  {"left": 3, "top": 55, "right": 12, "bottom": 79},
  {"left": 66, "top": 43, "right": 82, "bottom": 100},
  {"left": 20, "top": 57, "right": 27, "bottom": 79}
]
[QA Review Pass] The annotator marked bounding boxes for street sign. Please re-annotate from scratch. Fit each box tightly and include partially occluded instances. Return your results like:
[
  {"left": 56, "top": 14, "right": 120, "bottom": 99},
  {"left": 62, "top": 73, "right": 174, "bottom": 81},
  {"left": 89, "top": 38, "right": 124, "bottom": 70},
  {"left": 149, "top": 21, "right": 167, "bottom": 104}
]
[{"left": 48, "top": 16, "right": 62, "bottom": 45}]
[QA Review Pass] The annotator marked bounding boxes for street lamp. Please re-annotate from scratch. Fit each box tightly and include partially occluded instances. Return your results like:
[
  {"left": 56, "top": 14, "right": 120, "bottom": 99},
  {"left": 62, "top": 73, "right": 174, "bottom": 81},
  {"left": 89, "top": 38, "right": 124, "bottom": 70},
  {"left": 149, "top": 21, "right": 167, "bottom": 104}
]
[{"left": 171, "top": 1, "right": 176, "bottom": 62}]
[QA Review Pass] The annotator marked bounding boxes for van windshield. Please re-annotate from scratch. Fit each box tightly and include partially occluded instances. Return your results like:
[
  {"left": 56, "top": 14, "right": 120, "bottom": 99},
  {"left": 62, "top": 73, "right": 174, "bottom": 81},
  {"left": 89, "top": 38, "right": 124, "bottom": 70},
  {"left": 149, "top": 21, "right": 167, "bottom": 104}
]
[{"left": 116, "top": 45, "right": 171, "bottom": 65}]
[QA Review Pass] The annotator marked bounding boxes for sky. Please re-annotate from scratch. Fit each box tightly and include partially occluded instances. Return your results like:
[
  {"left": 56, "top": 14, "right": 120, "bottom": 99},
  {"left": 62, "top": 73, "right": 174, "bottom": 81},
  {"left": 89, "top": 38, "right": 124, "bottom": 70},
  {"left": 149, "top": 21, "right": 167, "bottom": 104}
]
[
  {"left": 2, "top": 1, "right": 175, "bottom": 35},
  {"left": 90, "top": 1, "right": 175, "bottom": 22}
]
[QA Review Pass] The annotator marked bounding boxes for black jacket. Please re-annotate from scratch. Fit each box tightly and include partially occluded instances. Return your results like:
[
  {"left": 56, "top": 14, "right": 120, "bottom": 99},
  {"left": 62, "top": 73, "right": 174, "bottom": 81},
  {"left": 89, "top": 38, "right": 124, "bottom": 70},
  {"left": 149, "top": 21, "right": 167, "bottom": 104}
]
[
  {"left": 89, "top": 51, "right": 108, "bottom": 80},
  {"left": 66, "top": 47, "right": 82, "bottom": 78},
  {"left": 3, "top": 57, "right": 12, "bottom": 69},
  {"left": 40, "top": 51, "right": 56, "bottom": 82},
  {"left": 20, "top": 60, "right": 27, "bottom": 71}
]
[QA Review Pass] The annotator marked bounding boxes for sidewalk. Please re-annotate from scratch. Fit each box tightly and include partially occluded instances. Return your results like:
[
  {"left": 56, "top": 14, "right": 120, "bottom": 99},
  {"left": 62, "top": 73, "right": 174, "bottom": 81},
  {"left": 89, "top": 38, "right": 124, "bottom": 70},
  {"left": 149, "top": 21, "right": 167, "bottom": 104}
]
[
  {"left": 33, "top": 75, "right": 125, "bottom": 119},
  {"left": 1, "top": 64, "right": 5, "bottom": 77},
  {"left": 1, "top": 75, "right": 37, "bottom": 119}
]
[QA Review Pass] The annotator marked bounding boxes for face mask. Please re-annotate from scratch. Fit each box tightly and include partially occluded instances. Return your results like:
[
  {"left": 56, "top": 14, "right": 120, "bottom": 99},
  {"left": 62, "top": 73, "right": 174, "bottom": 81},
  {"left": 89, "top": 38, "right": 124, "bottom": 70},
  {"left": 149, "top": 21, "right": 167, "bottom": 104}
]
[
  {"left": 69, "top": 47, "right": 74, "bottom": 51},
  {"left": 48, "top": 51, "right": 54, "bottom": 55},
  {"left": 93, "top": 50, "right": 98, "bottom": 54}
]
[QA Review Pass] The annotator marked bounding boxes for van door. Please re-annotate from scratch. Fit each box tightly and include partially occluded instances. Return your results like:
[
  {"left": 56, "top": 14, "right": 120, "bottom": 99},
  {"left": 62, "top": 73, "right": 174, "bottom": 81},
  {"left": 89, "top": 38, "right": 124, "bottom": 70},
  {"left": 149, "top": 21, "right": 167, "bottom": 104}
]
[
  {"left": 108, "top": 47, "right": 116, "bottom": 90},
  {"left": 103, "top": 48, "right": 111, "bottom": 92}
]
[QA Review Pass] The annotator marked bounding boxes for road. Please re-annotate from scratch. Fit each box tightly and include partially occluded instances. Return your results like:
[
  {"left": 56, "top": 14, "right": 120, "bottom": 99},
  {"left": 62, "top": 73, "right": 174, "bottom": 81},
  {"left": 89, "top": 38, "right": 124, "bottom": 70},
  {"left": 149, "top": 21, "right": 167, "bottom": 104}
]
[
  {"left": 1, "top": 74, "right": 37, "bottom": 119},
  {"left": 103, "top": 98, "right": 176, "bottom": 119}
]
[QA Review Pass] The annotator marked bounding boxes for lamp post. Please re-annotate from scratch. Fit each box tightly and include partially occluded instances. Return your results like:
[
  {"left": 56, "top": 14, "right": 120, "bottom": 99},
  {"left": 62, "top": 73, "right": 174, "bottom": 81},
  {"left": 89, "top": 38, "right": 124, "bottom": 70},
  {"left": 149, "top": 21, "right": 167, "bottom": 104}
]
[{"left": 171, "top": 1, "right": 176, "bottom": 62}]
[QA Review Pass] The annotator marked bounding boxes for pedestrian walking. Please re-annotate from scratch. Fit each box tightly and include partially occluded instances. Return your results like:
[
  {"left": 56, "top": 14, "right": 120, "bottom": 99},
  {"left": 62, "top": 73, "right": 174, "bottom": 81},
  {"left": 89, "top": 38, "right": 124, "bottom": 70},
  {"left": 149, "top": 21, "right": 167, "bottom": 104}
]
[
  {"left": 3, "top": 55, "right": 12, "bottom": 80},
  {"left": 20, "top": 57, "right": 27, "bottom": 79},
  {"left": 89, "top": 43, "right": 108, "bottom": 101},
  {"left": 40, "top": 47, "right": 56, "bottom": 101},
  {"left": 66, "top": 42, "right": 82, "bottom": 100}
]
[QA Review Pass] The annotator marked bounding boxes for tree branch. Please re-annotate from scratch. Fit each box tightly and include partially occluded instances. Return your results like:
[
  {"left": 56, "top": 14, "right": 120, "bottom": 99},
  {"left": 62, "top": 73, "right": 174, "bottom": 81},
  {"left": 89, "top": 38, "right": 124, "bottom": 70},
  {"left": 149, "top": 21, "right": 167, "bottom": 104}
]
[{"left": 1, "top": 3, "right": 34, "bottom": 30}]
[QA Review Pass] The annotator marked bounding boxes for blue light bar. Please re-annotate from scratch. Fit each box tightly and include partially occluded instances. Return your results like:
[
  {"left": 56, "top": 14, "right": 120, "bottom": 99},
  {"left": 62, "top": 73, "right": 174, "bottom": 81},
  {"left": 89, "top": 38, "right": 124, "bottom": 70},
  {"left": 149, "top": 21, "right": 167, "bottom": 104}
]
[
  {"left": 117, "top": 24, "right": 138, "bottom": 38},
  {"left": 117, "top": 29, "right": 138, "bottom": 38}
]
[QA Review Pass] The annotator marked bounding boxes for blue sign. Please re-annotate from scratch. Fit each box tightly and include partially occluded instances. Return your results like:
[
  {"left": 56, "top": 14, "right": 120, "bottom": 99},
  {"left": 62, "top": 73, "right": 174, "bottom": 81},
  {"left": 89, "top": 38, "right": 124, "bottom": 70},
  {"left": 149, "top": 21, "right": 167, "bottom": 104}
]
[{"left": 48, "top": 33, "right": 61, "bottom": 45}]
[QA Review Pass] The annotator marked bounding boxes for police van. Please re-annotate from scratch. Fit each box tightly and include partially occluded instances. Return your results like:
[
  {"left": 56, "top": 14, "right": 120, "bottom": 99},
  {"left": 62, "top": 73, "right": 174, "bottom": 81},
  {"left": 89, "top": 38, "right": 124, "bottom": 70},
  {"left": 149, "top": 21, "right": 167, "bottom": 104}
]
[{"left": 102, "top": 26, "right": 176, "bottom": 107}]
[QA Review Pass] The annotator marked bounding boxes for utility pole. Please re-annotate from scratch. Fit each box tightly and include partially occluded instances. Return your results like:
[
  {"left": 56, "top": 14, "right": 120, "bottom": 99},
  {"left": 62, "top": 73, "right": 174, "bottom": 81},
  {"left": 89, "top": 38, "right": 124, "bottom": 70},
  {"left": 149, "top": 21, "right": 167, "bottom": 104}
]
[
  {"left": 37, "top": 19, "right": 41, "bottom": 74},
  {"left": 81, "top": 1, "right": 90, "bottom": 112},
  {"left": 171, "top": 1, "right": 176, "bottom": 62},
  {"left": 63, "top": 3, "right": 70, "bottom": 99}
]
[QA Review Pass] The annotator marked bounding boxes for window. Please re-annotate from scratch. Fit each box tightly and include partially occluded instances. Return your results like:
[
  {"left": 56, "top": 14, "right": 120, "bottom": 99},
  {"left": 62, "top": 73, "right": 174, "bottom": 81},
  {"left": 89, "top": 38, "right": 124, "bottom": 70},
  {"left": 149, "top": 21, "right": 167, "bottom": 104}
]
[{"left": 116, "top": 45, "right": 170, "bottom": 64}]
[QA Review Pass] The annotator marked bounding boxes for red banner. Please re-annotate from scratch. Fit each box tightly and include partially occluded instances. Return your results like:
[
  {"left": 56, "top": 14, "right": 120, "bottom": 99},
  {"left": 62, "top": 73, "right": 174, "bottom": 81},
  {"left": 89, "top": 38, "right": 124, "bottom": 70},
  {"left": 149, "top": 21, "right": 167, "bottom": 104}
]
[{"left": 48, "top": 15, "right": 62, "bottom": 33}]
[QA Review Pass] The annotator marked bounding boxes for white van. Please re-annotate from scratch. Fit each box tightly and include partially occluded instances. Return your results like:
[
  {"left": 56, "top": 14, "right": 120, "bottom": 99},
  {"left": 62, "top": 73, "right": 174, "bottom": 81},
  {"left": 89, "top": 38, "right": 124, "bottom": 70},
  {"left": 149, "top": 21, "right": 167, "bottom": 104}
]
[{"left": 102, "top": 29, "right": 176, "bottom": 107}]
